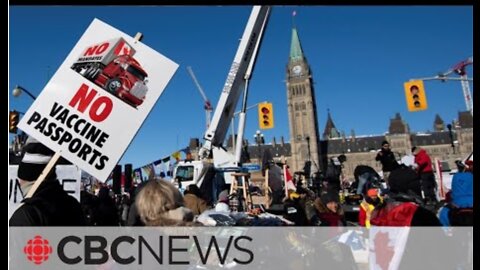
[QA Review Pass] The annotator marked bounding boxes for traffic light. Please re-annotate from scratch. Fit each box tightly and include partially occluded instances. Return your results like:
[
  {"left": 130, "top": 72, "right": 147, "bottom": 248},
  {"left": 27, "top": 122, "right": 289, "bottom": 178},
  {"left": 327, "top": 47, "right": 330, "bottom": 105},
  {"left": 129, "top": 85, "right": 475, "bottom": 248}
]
[
  {"left": 9, "top": 110, "right": 20, "bottom": 134},
  {"left": 404, "top": 80, "right": 428, "bottom": 111},
  {"left": 258, "top": 102, "right": 274, "bottom": 129}
]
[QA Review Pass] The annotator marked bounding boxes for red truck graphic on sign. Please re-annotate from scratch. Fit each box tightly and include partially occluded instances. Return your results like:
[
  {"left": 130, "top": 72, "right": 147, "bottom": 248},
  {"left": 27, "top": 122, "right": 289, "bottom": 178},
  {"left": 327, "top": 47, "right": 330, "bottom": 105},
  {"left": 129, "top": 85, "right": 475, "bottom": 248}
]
[{"left": 71, "top": 37, "right": 148, "bottom": 108}]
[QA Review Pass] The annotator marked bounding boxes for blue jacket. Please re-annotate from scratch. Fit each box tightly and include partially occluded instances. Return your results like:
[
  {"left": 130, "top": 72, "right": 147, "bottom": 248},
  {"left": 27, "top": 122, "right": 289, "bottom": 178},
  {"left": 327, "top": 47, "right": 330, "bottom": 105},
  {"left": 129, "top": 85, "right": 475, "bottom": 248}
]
[{"left": 438, "top": 172, "right": 473, "bottom": 226}]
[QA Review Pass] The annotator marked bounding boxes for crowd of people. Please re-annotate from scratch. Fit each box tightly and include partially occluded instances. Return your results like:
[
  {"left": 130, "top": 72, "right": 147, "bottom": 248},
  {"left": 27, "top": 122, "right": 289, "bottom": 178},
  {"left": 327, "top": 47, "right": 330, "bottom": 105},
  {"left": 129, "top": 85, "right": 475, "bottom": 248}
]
[{"left": 9, "top": 138, "right": 473, "bottom": 229}]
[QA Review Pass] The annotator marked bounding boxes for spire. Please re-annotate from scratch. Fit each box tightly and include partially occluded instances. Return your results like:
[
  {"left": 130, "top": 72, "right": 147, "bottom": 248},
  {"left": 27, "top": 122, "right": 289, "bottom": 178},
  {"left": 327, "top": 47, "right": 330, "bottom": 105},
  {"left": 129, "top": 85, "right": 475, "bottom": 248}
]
[
  {"left": 434, "top": 114, "right": 445, "bottom": 132},
  {"left": 323, "top": 109, "right": 341, "bottom": 139},
  {"left": 388, "top": 113, "right": 409, "bottom": 134},
  {"left": 290, "top": 12, "right": 304, "bottom": 61}
]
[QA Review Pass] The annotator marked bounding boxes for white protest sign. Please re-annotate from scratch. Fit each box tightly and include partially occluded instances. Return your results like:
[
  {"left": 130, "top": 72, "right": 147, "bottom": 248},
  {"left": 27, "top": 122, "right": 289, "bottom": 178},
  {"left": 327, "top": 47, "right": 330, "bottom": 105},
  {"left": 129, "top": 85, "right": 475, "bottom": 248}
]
[
  {"left": 18, "top": 18, "right": 179, "bottom": 181},
  {"left": 8, "top": 165, "right": 82, "bottom": 219}
]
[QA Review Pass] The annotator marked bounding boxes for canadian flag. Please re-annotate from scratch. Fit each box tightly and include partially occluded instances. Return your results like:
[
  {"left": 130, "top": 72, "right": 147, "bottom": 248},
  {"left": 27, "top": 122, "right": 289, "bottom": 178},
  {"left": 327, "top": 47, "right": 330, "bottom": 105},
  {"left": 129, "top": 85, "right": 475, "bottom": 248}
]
[
  {"left": 284, "top": 165, "right": 296, "bottom": 197},
  {"left": 369, "top": 227, "right": 410, "bottom": 270}
]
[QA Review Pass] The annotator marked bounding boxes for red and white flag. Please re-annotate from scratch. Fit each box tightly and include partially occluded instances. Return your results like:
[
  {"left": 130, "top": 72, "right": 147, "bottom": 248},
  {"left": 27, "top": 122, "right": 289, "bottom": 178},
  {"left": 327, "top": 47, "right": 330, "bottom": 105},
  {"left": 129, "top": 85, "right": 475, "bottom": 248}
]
[{"left": 284, "top": 165, "right": 296, "bottom": 197}]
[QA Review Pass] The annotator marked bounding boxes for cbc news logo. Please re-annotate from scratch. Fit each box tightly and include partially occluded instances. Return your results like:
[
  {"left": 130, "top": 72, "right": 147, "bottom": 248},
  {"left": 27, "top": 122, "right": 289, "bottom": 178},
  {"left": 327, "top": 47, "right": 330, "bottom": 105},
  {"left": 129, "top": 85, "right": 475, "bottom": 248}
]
[{"left": 23, "top": 235, "right": 53, "bottom": 265}]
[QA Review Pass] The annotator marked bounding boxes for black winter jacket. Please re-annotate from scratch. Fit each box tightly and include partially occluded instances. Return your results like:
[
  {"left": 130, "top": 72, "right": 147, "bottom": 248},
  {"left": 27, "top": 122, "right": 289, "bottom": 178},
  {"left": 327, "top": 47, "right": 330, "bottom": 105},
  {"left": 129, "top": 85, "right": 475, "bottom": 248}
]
[{"left": 9, "top": 179, "right": 86, "bottom": 226}]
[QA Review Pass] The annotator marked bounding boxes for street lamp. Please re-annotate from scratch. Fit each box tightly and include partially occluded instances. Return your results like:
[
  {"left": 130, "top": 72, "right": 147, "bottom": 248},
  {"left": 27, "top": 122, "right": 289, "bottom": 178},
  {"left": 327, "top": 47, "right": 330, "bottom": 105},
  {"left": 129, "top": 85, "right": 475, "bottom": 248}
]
[
  {"left": 447, "top": 124, "right": 455, "bottom": 154},
  {"left": 253, "top": 130, "right": 264, "bottom": 162},
  {"left": 12, "top": 85, "right": 37, "bottom": 100},
  {"left": 254, "top": 130, "right": 265, "bottom": 144}
]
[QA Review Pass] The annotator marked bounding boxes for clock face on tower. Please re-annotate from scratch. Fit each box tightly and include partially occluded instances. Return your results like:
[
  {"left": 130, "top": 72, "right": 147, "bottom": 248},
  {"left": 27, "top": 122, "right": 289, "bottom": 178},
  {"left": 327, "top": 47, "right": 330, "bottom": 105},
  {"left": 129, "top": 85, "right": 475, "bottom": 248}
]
[{"left": 292, "top": 65, "right": 303, "bottom": 75}]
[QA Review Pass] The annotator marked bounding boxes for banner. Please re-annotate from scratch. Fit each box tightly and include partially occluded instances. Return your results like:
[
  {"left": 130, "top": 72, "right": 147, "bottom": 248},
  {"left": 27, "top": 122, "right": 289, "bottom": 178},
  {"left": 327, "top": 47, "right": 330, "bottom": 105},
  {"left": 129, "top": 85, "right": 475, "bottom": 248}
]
[
  {"left": 18, "top": 18, "right": 178, "bottom": 182},
  {"left": 153, "top": 156, "right": 171, "bottom": 178}
]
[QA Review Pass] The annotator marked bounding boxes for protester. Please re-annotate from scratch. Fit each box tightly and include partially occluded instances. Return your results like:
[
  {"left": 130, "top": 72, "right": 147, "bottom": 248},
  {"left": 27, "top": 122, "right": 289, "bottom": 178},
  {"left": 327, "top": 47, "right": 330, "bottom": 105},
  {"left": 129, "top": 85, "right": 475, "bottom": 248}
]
[
  {"left": 9, "top": 137, "right": 86, "bottom": 226},
  {"left": 358, "top": 188, "right": 382, "bottom": 228},
  {"left": 267, "top": 163, "right": 286, "bottom": 204},
  {"left": 324, "top": 155, "right": 346, "bottom": 194},
  {"left": 126, "top": 181, "right": 150, "bottom": 226},
  {"left": 369, "top": 166, "right": 458, "bottom": 270},
  {"left": 375, "top": 140, "right": 399, "bottom": 185},
  {"left": 353, "top": 165, "right": 381, "bottom": 195},
  {"left": 412, "top": 146, "right": 438, "bottom": 204},
  {"left": 438, "top": 160, "right": 473, "bottom": 226},
  {"left": 183, "top": 184, "right": 209, "bottom": 216},
  {"left": 80, "top": 190, "right": 97, "bottom": 226},
  {"left": 313, "top": 192, "right": 346, "bottom": 226},
  {"left": 136, "top": 178, "right": 194, "bottom": 226},
  {"left": 370, "top": 165, "right": 440, "bottom": 226},
  {"left": 93, "top": 187, "right": 120, "bottom": 226}
]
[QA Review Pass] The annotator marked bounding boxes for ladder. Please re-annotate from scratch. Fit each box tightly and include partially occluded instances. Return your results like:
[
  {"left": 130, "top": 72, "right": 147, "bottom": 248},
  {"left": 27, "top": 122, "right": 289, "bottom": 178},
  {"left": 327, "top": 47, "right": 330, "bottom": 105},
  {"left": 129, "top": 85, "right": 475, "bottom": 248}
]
[{"left": 230, "top": 172, "right": 253, "bottom": 211}]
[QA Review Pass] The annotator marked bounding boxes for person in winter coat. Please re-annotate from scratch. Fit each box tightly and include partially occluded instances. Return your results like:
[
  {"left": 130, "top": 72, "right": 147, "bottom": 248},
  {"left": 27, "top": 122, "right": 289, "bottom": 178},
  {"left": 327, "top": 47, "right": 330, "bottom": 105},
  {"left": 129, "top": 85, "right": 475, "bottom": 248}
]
[
  {"left": 375, "top": 140, "right": 400, "bottom": 185},
  {"left": 370, "top": 165, "right": 440, "bottom": 226},
  {"left": 9, "top": 137, "right": 86, "bottom": 226},
  {"left": 358, "top": 188, "right": 383, "bottom": 228},
  {"left": 369, "top": 166, "right": 459, "bottom": 270},
  {"left": 412, "top": 146, "right": 437, "bottom": 204},
  {"left": 136, "top": 179, "right": 195, "bottom": 226},
  {"left": 313, "top": 192, "right": 346, "bottom": 226},
  {"left": 92, "top": 186, "right": 120, "bottom": 226},
  {"left": 438, "top": 164, "right": 473, "bottom": 226},
  {"left": 183, "top": 184, "right": 210, "bottom": 216}
]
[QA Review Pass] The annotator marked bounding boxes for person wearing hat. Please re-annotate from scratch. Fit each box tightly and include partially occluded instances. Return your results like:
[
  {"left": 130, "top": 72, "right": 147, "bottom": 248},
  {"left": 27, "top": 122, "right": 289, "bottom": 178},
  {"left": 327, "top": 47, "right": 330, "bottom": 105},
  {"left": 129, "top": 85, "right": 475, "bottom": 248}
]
[
  {"left": 375, "top": 140, "right": 400, "bottom": 185},
  {"left": 370, "top": 165, "right": 440, "bottom": 226},
  {"left": 358, "top": 188, "right": 382, "bottom": 228},
  {"left": 369, "top": 166, "right": 459, "bottom": 270},
  {"left": 313, "top": 192, "right": 346, "bottom": 226},
  {"left": 9, "top": 137, "right": 86, "bottom": 226}
]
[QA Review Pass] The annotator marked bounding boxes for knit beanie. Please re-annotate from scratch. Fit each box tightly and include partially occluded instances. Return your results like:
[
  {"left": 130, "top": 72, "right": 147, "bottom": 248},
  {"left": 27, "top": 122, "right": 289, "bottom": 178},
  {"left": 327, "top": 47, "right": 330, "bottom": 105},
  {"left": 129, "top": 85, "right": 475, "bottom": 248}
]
[
  {"left": 17, "top": 137, "right": 56, "bottom": 181},
  {"left": 321, "top": 192, "right": 339, "bottom": 205}
]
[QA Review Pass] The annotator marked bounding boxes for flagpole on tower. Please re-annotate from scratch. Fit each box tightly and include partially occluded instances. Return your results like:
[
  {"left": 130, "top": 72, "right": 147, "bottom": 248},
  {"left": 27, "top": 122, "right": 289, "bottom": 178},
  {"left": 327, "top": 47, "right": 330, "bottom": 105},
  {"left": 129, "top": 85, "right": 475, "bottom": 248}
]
[{"left": 292, "top": 10, "right": 297, "bottom": 28}]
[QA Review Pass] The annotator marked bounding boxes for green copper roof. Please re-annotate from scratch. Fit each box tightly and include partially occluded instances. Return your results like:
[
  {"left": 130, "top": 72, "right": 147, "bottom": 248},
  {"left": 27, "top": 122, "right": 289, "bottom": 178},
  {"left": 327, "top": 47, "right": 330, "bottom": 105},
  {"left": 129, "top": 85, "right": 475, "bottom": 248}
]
[{"left": 290, "top": 28, "right": 304, "bottom": 60}]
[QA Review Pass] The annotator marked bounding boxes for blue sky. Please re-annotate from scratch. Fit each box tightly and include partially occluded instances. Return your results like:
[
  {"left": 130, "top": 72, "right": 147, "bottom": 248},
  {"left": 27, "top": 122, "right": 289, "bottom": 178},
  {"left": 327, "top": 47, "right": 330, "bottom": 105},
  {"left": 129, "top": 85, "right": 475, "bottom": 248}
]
[{"left": 9, "top": 6, "right": 473, "bottom": 170}]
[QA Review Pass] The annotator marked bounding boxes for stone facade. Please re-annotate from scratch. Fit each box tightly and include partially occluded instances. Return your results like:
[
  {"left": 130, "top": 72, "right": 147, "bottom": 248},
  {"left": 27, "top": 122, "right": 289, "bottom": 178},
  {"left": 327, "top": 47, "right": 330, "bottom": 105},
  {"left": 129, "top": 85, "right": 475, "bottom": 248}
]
[{"left": 187, "top": 24, "right": 474, "bottom": 183}]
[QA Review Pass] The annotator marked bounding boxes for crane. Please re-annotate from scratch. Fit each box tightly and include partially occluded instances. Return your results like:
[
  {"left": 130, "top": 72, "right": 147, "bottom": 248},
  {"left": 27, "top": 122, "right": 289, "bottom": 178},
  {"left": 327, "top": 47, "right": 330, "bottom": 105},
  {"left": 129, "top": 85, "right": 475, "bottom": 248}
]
[
  {"left": 438, "top": 56, "right": 473, "bottom": 115},
  {"left": 174, "top": 6, "right": 271, "bottom": 191},
  {"left": 187, "top": 66, "right": 213, "bottom": 129}
]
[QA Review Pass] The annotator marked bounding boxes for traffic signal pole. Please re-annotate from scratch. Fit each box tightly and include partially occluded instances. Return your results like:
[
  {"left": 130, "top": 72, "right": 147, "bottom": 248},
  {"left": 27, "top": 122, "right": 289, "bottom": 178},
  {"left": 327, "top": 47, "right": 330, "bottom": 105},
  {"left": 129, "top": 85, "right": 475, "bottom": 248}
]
[
  {"left": 408, "top": 75, "right": 473, "bottom": 115},
  {"left": 410, "top": 57, "right": 473, "bottom": 116}
]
